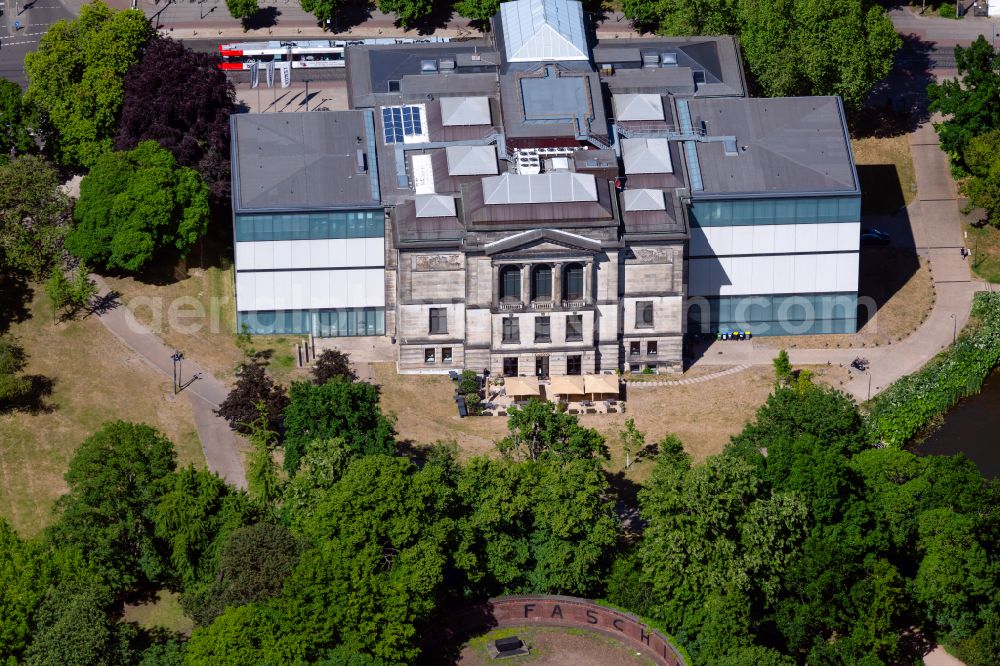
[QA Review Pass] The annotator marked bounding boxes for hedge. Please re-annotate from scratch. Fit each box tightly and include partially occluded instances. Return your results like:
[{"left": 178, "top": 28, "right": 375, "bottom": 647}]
[{"left": 865, "top": 291, "right": 1000, "bottom": 446}]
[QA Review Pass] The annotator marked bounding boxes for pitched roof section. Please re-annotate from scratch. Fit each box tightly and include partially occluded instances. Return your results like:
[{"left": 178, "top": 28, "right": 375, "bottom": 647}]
[
  {"left": 445, "top": 145, "right": 499, "bottom": 176},
  {"left": 623, "top": 189, "right": 666, "bottom": 211},
  {"left": 482, "top": 172, "right": 598, "bottom": 205},
  {"left": 622, "top": 138, "right": 673, "bottom": 175},
  {"left": 414, "top": 194, "right": 457, "bottom": 218},
  {"left": 499, "top": 0, "right": 590, "bottom": 63},
  {"left": 613, "top": 94, "right": 664, "bottom": 121},
  {"left": 687, "top": 96, "right": 859, "bottom": 195},
  {"left": 440, "top": 96, "right": 492, "bottom": 126}
]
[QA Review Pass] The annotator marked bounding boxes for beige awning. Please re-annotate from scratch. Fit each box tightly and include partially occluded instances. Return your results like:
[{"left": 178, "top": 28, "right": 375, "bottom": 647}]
[
  {"left": 504, "top": 376, "right": 540, "bottom": 397},
  {"left": 584, "top": 373, "right": 620, "bottom": 396},
  {"left": 548, "top": 375, "right": 586, "bottom": 396}
]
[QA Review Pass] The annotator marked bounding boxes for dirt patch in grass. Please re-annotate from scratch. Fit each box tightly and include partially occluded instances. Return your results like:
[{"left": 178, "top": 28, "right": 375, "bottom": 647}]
[
  {"left": 967, "top": 223, "right": 1000, "bottom": 284},
  {"left": 851, "top": 134, "right": 917, "bottom": 210},
  {"left": 0, "top": 292, "right": 203, "bottom": 537},
  {"left": 458, "top": 626, "right": 657, "bottom": 665},
  {"left": 375, "top": 363, "right": 807, "bottom": 478},
  {"left": 122, "top": 591, "right": 193, "bottom": 637},
  {"left": 755, "top": 248, "right": 935, "bottom": 350},
  {"left": 103, "top": 266, "right": 311, "bottom": 387}
]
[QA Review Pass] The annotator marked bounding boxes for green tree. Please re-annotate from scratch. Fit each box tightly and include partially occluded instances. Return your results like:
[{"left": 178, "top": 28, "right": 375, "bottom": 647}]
[
  {"left": 184, "top": 602, "right": 306, "bottom": 665},
  {"left": 299, "top": 0, "right": 343, "bottom": 25},
  {"left": 245, "top": 403, "right": 282, "bottom": 507},
  {"left": 282, "top": 377, "right": 396, "bottom": 475},
  {"left": 154, "top": 466, "right": 256, "bottom": 590},
  {"left": 377, "top": 0, "right": 435, "bottom": 29},
  {"left": 25, "top": 581, "right": 136, "bottom": 666},
  {"left": 281, "top": 437, "right": 356, "bottom": 532},
  {"left": 0, "top": 155, "right": 72, "bottom": 279},
  {"left": 960, "top": 130, "right": 1000, "bottom": 226},
  {"left": 0, "top": 78, "right": 36, "bottom": 157},
  {"left": 45, "top": 264, "right": 96, "bottom": 321},
  {"left": 225, "top": 0, "right": 259, "bottom": 27},
  {"left": 618, "top": 418, "right": 663, "bottom": 469},
  {"left": 929, "top": 36, "right": 1000, "bottom": 162},
  {"left": 0, "top": 519, "right": 58, "bottom": 662},
  {"left": 457, "top": 456, "right": 617, "bottom": 596},
  {"left": 182, "top": 523, "right": 301, "bottom": 627},
  {"left": 67, "top": 140, "right": 210, "bottom": 273},
  {"left": 24, "top": 1, "right": 153, "bottom": 168},
  {"left": 48, "top": 421, "right": 177, "bottom": 598},
  {"left": 0, "top": 335, "right": 31, "bottom": 410},
  {"left": 455, "top": 0, "right": 500, "bottom": 24},
  {"left": 772, "top": 349, "right": 792, "bottom": 383},
  {"left": 282, "top": 455, "right": 460, "bottom": 662},
  {"left": 738, "top": 0, "right": 900, "bottom": 107},
  {"left": 498, "top": 398, "right": 609, "bottom": 461},
  {"left": 622, "top": 0, "right": 737, "bottom": 36}
]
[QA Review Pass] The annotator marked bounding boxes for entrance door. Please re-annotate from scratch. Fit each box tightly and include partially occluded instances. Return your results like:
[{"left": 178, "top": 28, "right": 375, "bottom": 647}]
[{"left": 535, "top": 355, "right": 549, "bottom": 379}]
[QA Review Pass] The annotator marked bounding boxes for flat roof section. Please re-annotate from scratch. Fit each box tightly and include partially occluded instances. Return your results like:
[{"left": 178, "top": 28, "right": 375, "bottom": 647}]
[
  {"left": 520, "top": 70, "right": 592, "bottom": 121},
  {"left": 688, "top": 96, "right": 859, "bottom": 195},
  {"left": 232, "top": 111, "right": 380, "bottom": 211}
]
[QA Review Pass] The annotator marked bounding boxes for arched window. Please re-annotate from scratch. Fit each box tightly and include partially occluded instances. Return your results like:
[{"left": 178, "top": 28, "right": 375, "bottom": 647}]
[
  {"left": 563, "top": 263, "right": 584, "bottom": 301},
  {"left": 531, "top": 265, "right": 552, "bottom": 301},
  {"left": 499, "top": 265, "right": 521, "bottom": 302}
]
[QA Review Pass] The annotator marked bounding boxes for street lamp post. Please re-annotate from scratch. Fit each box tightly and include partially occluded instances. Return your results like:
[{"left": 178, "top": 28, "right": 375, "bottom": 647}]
[
  {"left": 951, "top": 314, "right": 957, "bottom": 345},
  {"left": 171, "top": 351, "right": 184, "bottom": 394},
  {"left": 867, "top": 372, "right": 872, "bottom": 401}
]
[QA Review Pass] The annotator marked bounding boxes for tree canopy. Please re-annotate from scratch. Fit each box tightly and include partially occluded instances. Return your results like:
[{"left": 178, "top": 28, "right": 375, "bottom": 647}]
[
  {"left": 0, "top": 78, "right": 36, "bottom": 158},
  {"left": 311, "top": 349, "right": 357, "bottom": 385},
  {"left": 282, "top": 377, "right": 395, "bottom": 474},
  {"left": 66, "top": 140, "right": 210, "bottom": 273},
  {"left": 299, "top": 0, "right": 343, "bottom": 24},
  {"left": 116, "top": 37, "right": 235, "bottom": 202},
  {"left": 497, "top": 398, "right": 609, "bottom": 461},
  {"left": 929, "top": 36, "right": 1000, "bottom": 163},
  {"left": 215, "top": 362, "right": 289, "bottom": 435},
  {"left": 377, "top": 0, "right": 436, "bottom": 29},
  {"left": 0, "top": 156, "right": 72, "bottom": 279},
  {"left": 24, "top": 1, "right": 153, "bottom": 168}
]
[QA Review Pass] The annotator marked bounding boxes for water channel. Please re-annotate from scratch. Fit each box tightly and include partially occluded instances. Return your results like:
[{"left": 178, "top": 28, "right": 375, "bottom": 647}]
[{"left": 914, "top": 369, "right": 1000, "bottom": 479}]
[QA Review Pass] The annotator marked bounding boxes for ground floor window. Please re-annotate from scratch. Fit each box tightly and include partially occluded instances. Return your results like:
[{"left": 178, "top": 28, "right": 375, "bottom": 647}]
[
  {"left": 424, "top": 348, "right": 435, "bottom": 363},
  {"left": 503, "top": 357, "right": 519, "bottom": 377},
  {"left": 567, "top": 355, "right": 582, "bottom": 375},
  {"left": 630, "top": 341, "right": 640, "bottom": 356},
  {"left": 442, "top": 347, "right": 453, "bottom": 364},
  {"left": 237, "top": 307, "right": 385, "bottom": 336},
  {"left": 647, "top": 341, "right": 658, "bottom": 356}
]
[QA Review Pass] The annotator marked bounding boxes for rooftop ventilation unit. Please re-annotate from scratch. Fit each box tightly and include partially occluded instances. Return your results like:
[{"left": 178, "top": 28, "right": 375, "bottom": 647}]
[
  {"left": 660, "top": 52, "right": 678, "bottom": 67},
  {"left": 723, "top": 138, "right": 738, "bottom": 156},
  {"left": 439, "top": 58, "right": 456, "bottom": 70},
  {"left": 420, "top": 59, "right": 438, "bottom": 73},
  {"left": 641, "top": 52, "right": 659, "bottom": 68},
  {"left": 387, "top": 80, "right": 401, "bottom": 92},
  {"left": 355, "top": 149, "right": 367, "bottom": 173},
  {"left": 693, "top": 70, "right": 706, "bottom": 86}
]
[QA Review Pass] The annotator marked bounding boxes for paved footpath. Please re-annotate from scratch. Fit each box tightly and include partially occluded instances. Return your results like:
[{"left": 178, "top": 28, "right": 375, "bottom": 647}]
[{"left": 89, "top": 275, "right": 248, "bottom": 489}]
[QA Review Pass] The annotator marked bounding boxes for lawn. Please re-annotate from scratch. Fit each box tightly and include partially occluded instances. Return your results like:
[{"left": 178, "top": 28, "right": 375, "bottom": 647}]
[
  {"left": 967, "top": 223, "right": 1000, "bottom": 283},
  {"left": 122, "top": 591, "right": 194, "bottom": 637},
  {"left": 374, "top": 363, "right": 849, "bottom": 481},
  {"left": 851, "top": 134, "right": 917, "bottom": 210},
  {"left": 103, "top": 265, "right": 311, "bottom": 387},
  {"left": 0, "top": 290, "right": 203, "bottom": 537}
]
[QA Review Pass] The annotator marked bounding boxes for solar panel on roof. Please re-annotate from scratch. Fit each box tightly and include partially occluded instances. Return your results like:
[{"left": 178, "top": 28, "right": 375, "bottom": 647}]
[{"left": 382, "top": 106, "right": 423, "bottom": 143}]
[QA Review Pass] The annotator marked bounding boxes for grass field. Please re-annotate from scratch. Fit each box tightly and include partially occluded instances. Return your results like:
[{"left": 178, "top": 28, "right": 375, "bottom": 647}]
[
  {"left": 967, "top": 223, "right": 1000, "bottom": 283},
  {"left": 104, "top": 266, "right": 311, "bottom": 387},
  {"left": 0, "top": 291, "right": 204, "bottom": 537},
  {"left": 374, "top": 363, "right": 849, "bottom": 480},
  {"left": 122, "top": 591, "right": 194, "bottom": 637}
]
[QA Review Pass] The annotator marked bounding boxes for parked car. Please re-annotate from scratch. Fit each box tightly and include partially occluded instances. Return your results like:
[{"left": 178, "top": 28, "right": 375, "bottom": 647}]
[{"left": 861, "top": 228, "right": 891, "bottom": 246}]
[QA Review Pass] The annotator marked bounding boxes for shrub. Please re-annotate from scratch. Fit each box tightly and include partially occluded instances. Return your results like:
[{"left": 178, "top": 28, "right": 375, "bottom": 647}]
[{"left": 866, "top": 292, "right": 1000, "bottom": 446}]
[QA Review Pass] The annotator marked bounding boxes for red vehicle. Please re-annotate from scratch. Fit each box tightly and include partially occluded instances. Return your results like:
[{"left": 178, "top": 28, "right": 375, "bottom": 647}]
[{"left": 218, "top": 37, "right": 451, "bottom": 71}]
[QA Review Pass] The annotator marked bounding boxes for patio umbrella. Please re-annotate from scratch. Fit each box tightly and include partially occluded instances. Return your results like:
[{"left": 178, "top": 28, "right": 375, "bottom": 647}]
[
  {"left": 504, "top": 376, "right": 540, "bottom": 398},
  {"left": 583, "top": 373, "right": 620, "bottom": 400},
  {"left": 548, "top": 375, "right": 586, "bottom": 399}
]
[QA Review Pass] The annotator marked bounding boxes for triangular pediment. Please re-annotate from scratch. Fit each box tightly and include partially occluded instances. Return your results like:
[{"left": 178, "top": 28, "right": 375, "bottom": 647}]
[{"left": 483, "top": 228, "right": 602, "bottom": 255}]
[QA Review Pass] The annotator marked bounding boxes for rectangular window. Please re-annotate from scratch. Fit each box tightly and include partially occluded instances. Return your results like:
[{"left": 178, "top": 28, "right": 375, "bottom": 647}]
[
  {"left": 503, "top": 357, "right": 518, "bottom": 377},
  {"left": 534, "top": 316, "right": 550, "bottom": 343},
  {"left": 567, "top": 355, "right": 582, "bottom": 376},
  {"left": 424, "top": 348, "right": 435, "bottom": 364},
  {"left": 429, "top": 308, "right": 447, "bottom": 334},
  {"left": 566, "top": 315, "right": 583, "bottom": 342},
  {"left": 502, "top": 317, "right": 520, "bottom": 344},
  {"left": 442, "top": 347, "right": 453, "bottom": 364},
  {"left": 647, "top": 341, "right": 658, "bottom": 356},
  {"left": 630, "top": 341, "right": 640, "bottom": 356},
  {"left": 636, "top": 302, "right": 654, "bottom": 328}
]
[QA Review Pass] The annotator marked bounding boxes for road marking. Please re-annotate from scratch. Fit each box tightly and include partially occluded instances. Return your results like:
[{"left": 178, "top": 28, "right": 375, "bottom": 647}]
[{"left": 1, "top": 31, "right": 45, "bottom": 40}]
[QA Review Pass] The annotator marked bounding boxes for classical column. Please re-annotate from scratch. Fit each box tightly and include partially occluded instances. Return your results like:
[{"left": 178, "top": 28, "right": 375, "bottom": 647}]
[
  {"left": 583, "top": 260, "right": 593, "bottom": 303},
  {"left": 520, "top": 264, "right": 530, "bottom": 306},
  {"left": 492, "top": 264, "right": 500, "bottom": 306},
  {"left": 553, "top": 263, "right": 562, "bottom": 305}
]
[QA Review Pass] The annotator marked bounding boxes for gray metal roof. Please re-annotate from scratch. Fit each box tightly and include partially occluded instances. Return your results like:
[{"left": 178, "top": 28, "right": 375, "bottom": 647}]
[
  {"left": 440, "top": 96, "right": 492, "bottom": 126},
  {"left": 499, "top": 0, "right": 589, "bottom": 63},
  {"left": 623, "top": 189, "right": 666, "bottom": 211},
  {"left": 622, "top": 138, "right": 673, "bottom": 175},
  {"left": 414, "top": 194, "right": 457, "bottom": 218},
  {"left": 232, "top": 111, "right": 379, "bottom": 211},
  {"left": 613, "top": 94, "right": 664, "bottom": 121},
  {"left": 482, "top": 172, "right": 598, "bottom": 205},
  {"left": 445, "top": 145, "right": 499, "bottom": 176},
  {"left": 688, "top": 97, "right": 859, "bottom": 195}
]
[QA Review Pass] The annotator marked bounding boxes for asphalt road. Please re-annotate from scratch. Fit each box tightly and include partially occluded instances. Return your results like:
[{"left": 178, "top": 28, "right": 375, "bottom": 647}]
[{"left": 0, "top": 0, "right": 73, "bottom": 87}]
